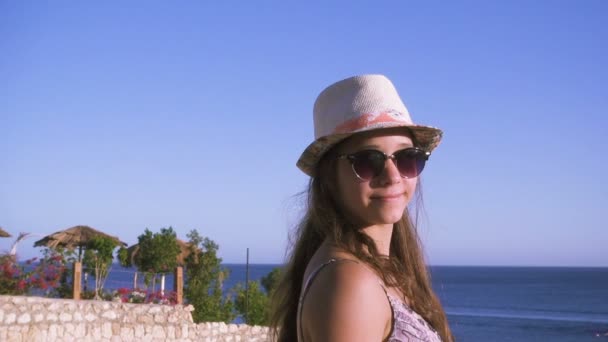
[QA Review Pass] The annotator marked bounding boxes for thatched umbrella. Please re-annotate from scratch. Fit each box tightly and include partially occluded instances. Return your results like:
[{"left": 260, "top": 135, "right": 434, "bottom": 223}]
[
  {"left": 33, "top": 225, "right": 127, "bottom": 260},
  {"left": 126, "top": 238, "right": 194, "bottom": 266},
  {"left": 125, "top": 238, "right": 196, "bottom": 292},
  {"left": 0, "top": 227, "right": 11, "bottom": 238}
]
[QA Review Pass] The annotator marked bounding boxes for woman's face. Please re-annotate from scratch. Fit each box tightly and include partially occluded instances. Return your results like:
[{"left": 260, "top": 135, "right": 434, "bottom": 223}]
[{"left": 332, "top": 128, "right": 418, "bottom": 227}]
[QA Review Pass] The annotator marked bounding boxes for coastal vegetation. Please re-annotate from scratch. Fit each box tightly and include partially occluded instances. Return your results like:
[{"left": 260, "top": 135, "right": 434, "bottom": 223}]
[
  {"left": 117, "top": 227, "right": 181, "bottom": 295},
  {"left": 0, "top": 225, "right": 283, "bottom": 326},
  {"left": 183, "top": 229, "right": 235, "bottom": 322},
  {"left": 234, "top": 266, "right": 282, "bottom": 325},
  {"left": 83, "top": 236, "right": 120, "bottom": 299},
  {"left": 0, "top": 249, "right": 68, "bottom": 296}
]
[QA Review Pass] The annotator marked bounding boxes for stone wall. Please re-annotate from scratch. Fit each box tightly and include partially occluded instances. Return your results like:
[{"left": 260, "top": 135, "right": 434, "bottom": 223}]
[{"left": 0, "top": 295, "right": 270, "bottom": 341}]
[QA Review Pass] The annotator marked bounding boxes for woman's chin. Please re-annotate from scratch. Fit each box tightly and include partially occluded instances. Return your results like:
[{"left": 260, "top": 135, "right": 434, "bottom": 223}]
[
  {"left": 348, "top": 203, "right": 406, "bottom": 227},
  {"left": 367, "top": 211, "right": 404, "bottom": 225},
  {"left": 369, "top": 204, "right": 406, "bottom": 223}
]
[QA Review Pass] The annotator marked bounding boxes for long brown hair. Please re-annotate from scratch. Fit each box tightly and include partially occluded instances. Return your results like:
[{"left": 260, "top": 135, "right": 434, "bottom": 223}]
[{"left": 269, "top": 148, "right": 453, "bottom": 342}]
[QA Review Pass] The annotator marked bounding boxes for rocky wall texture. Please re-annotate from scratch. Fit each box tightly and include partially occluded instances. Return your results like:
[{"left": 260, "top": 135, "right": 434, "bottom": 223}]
[{"left": 0, "top": 295, "right": 270, "bottom": 341}]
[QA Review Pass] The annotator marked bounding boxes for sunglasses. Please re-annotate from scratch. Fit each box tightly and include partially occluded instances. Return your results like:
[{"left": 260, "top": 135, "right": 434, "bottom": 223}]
[{"left": 337, "top": 147, "right": 430, "bottom": 181}]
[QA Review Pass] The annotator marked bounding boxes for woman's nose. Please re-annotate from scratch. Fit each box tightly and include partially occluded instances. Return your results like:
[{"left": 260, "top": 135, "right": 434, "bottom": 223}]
[{"left": 377, "top": 158, "right": 402, "bottom": 185}]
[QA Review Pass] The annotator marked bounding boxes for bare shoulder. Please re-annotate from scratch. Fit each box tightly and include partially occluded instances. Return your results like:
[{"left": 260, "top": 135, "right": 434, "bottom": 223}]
[{"left": 301, "top": 259, "right": 392, "bottom": 342}]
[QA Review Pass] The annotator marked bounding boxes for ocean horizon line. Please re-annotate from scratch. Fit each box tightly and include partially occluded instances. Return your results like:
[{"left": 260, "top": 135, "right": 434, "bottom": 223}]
[{"left": 10, "top": 258, "right": 607, "bottom": 269}]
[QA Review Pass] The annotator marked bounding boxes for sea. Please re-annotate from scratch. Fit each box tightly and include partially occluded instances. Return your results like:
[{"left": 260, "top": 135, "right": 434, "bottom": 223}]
[{"left": 94, "top": 264, "right": 608, "bottom": 341}]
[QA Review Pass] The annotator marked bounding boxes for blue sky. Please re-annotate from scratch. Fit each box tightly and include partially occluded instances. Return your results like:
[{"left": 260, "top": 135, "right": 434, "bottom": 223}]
[{"left": 1, "top": 1, "right": 606, "bottom": 266}]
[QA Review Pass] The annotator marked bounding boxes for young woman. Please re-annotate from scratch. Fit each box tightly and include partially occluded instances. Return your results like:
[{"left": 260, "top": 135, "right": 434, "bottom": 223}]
[{"left": 270, "top": 75, "right": 453, "bottom": 341}]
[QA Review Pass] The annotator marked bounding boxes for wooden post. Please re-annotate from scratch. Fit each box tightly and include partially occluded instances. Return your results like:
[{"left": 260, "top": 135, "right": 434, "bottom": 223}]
[
  {"left": 245, "top": 248, "right": 249, "bottom": 323},
  {"left": 73, "top": 261, "right": 82, "bottom": 300},
  {"left": 174, "top": 266, "right": 183, "bottom": 304}
]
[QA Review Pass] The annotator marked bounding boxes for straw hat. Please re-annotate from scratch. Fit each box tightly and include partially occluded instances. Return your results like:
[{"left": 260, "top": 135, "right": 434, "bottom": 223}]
[{"left": 297, "top": 74, "right": 443, "bottom": 176}]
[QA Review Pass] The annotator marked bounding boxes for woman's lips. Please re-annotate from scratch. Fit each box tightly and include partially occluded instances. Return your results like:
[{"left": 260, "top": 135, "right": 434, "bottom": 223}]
[{"left": 370, "top": 193, "right": 404, "bottom": 201}]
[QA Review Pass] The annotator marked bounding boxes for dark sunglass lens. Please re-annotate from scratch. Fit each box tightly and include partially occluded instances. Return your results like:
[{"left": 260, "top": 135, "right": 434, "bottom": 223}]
[
  {"left": 352, "top": 150, "right": 385, "bottom": 180},
  {"left": 395, "top": 149, "right": 426, "bottom": 178}
]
